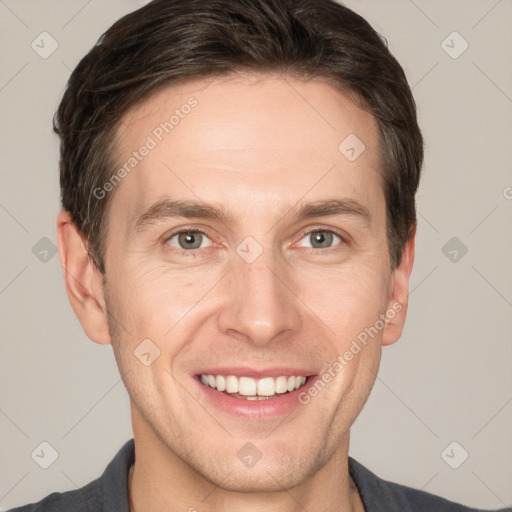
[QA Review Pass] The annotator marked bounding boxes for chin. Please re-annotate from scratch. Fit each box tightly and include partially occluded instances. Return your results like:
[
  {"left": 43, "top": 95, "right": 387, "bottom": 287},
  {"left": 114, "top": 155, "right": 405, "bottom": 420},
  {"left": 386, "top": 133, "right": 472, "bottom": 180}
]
[
  {"left": 210, "top": 469, "right": 305, "bottom": 493},
  {"left": 193, "top": 448, "right": 320, "bottom": 493}
]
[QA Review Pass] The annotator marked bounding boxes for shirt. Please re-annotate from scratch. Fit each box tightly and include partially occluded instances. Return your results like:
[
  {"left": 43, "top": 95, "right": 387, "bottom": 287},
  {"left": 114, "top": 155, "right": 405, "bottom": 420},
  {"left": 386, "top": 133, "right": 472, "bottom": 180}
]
[{"left": 7, "top": 438, "right": 511, "bottom": 512}]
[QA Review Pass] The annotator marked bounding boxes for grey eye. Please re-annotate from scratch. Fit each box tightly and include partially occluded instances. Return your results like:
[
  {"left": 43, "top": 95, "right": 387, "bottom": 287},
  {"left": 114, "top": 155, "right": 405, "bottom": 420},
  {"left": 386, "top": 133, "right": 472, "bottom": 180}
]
[
  {"left": 167, "top": 231, "right": 212, "bottom": 250},
  {"left": 298, "top": 230, "right": 342, "bottom": 249}
]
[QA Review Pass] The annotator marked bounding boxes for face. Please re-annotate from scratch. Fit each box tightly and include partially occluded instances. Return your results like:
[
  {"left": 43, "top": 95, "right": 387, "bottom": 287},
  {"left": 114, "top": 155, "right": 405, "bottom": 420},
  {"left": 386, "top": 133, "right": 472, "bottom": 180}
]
[{"left": 81, "top": 74, "right": 411, "bottom": 491}]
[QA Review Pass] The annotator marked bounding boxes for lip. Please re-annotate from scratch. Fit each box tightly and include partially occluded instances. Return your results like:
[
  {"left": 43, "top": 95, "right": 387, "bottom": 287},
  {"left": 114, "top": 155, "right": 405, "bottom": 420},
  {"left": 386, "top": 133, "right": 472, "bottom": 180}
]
[{"left": 194, "top": 372, "right": 320, "bottom": 419}]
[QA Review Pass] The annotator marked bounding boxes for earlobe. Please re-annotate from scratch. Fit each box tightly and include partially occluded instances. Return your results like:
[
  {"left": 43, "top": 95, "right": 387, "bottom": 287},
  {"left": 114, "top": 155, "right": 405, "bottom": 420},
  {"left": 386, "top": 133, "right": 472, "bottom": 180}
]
[
  {"left": 56, "top": 211, "right": 112, "bottom": 345},
  {"left": 381, "top": 229, "right": 416, "bottom": 347}
]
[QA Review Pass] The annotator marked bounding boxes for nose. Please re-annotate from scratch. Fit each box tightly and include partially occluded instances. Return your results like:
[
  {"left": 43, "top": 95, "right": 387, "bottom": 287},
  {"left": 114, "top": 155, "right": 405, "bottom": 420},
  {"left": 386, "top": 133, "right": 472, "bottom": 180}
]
[{"left": 217, "top": 250, "right": 302, "bottom": 346}]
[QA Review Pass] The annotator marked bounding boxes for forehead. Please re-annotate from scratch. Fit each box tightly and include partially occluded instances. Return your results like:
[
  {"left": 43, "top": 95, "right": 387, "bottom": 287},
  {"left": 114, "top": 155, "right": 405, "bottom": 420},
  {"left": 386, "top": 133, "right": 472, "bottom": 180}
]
[{"left": 110, "top": 73, "right": 383, "bottom": 230}]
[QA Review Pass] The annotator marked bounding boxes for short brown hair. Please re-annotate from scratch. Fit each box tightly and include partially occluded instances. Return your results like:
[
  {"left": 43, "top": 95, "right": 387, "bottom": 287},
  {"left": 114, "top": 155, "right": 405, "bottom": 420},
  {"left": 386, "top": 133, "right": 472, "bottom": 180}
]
[{"left": 54, "top": 0, "right": 423, "bottom": 273}]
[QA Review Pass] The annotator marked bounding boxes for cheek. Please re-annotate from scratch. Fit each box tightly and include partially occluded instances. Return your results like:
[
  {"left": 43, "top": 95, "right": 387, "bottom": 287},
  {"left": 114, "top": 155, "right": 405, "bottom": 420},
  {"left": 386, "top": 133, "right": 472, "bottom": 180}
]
[
  {"left": 298, "top": 262, "right": 390, "bottom": 341},
  {"left": 109, "top": 260, "right": 210, "bottom": 337}
]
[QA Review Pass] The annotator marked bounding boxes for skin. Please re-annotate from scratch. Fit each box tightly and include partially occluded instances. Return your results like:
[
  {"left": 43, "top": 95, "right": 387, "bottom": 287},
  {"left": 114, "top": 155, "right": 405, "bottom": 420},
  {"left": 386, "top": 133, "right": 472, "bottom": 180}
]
[{"left": 57, "top": 73, "right": 415, "bottom": 512}]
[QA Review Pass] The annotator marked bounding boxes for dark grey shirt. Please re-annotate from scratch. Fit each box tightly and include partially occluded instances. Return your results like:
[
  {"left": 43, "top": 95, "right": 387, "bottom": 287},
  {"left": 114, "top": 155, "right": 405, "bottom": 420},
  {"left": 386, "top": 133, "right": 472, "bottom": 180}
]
[{"left": 7, "top": 438, "right": 510, "bottom": 511}]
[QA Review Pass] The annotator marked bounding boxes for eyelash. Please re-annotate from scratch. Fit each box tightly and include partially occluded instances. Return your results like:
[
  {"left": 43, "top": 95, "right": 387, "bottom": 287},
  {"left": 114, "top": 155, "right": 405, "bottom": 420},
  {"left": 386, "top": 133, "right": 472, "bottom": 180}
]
[{"left": 163, "top": 226, "right": 348, "bottom": 257}]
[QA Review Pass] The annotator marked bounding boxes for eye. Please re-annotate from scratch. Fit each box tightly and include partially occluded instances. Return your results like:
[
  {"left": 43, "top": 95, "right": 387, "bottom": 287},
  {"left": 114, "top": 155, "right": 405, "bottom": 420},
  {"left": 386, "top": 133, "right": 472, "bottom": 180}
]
[
  {"left": 166, "top": 230, "right": 213, "bottom": 251},
  {"left": 297, "top": 229, "right": 343, "bottom": 250}
]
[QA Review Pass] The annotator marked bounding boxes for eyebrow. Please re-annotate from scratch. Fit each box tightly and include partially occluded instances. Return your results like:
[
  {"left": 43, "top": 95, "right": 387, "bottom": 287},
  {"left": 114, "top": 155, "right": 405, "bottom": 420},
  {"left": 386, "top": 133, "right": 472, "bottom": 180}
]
[{"left": 133, "top": 197, "right": 371, "bottom": 232}]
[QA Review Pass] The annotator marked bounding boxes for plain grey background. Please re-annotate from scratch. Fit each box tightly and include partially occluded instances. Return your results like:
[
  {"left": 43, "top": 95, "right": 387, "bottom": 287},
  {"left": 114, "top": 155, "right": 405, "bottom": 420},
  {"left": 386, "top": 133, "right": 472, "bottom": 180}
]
[{"left": 0, "top": 0, "right": 511, "bottom": 510}]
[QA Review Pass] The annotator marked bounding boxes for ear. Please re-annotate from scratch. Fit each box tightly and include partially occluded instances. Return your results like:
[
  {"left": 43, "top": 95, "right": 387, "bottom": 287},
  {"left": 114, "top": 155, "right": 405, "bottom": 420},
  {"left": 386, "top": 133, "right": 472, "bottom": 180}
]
[
  {"left": 381, "top": 226, "right": 416, "bottom": 346},
  {"left": 56, "top": 210, "right": 111, "bottom": 345}
]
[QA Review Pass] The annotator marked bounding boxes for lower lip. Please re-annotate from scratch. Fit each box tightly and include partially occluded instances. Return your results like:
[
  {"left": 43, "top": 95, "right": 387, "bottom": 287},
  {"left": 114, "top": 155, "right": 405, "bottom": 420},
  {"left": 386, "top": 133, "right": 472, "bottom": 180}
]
[{"left": 194, "top": 375, "right": 318, "bottom": 418}]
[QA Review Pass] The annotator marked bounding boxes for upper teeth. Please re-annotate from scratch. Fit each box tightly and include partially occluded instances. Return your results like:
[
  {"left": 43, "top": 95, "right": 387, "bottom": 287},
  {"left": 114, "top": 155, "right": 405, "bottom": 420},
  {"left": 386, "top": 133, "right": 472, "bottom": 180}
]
[{"left": 200, "top": 374, "right": 307, "bottom": 396}]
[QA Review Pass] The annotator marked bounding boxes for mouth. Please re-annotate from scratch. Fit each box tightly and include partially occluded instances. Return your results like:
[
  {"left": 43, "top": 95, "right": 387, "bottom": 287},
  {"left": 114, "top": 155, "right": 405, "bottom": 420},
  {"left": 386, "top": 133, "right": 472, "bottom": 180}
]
[
  {"left": 197, "top": 373, "right": 309, "bottom": 400},
  {"left": 193, "top": 369, "right": 317, "bottom": 418}
]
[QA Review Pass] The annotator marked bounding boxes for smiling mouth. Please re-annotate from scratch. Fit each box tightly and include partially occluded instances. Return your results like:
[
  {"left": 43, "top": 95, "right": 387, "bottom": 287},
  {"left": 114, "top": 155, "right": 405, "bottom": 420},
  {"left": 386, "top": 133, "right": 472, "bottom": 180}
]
[{"left": 197, "top": 374, "right": 309, "bottom": 400}]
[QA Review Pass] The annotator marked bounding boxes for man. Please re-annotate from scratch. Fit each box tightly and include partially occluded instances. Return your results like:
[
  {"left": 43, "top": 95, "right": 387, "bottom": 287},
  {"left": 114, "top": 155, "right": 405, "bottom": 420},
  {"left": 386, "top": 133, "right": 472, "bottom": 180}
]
[{"left": 8, "top": 0, "right": 510, "bottom": 511}]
